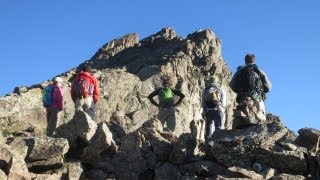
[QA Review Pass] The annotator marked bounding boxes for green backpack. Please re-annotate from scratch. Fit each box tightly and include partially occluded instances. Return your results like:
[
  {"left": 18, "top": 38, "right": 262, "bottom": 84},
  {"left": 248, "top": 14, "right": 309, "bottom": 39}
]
[{"left": 158, "top": 87, "right": 174, "bottom": 107}]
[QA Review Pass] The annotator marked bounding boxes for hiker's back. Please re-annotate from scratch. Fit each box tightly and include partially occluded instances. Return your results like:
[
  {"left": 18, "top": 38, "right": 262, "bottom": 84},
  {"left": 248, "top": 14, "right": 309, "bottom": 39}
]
[
  {"left": 158, "top": 87, "right": 174, "bottom": 107},
  {"left": 74, "top": 73, "right": 94, "bottom": 98},
  {"left": 237, "top": 64, "right": 263, "bottom": 93},
  {"left": 203, "top": 86, "right": 222, "bottom": 108},
  {"left": 42, "top": 85, "right": 55, "bottom": 108}
]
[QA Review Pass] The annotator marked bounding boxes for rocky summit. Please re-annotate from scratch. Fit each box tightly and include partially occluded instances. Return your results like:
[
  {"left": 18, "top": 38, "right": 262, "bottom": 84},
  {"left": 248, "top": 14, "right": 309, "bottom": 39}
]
[{"left": 0, "top": 28, "right": 319, "bottom": 179}]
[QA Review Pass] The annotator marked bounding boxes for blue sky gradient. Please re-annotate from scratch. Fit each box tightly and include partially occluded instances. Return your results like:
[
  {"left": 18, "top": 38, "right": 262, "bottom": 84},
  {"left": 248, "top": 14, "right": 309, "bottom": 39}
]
[{"left": 1, "top": 1, "right": 319, "bottom": 132}]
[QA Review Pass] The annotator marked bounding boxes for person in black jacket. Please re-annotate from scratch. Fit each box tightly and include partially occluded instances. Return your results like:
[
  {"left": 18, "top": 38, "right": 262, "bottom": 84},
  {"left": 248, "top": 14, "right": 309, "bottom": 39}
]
[{"left": 230, "top": 54, "right": 272, "bottom": 122}]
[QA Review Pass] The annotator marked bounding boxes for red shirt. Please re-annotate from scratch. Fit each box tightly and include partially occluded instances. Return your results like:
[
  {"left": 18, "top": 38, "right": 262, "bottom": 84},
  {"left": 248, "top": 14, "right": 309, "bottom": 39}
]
[{"left": 71, "top": 71, "right": 100, "bottom": 103}]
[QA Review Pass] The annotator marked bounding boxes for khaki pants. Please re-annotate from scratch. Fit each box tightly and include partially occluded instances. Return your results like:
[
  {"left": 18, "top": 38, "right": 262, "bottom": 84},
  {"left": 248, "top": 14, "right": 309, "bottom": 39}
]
[
  {"left": 241, "top": 97, "right": 266, "bottom": 121},
  {"left": 46, "top": 108, "right": 60, "bottom": 136},
  {"left": 75, "top": 96, "right": 96, "bottom": 120},
  {"left": 158, "top": 107, "right": 176, "bottom": 132}
]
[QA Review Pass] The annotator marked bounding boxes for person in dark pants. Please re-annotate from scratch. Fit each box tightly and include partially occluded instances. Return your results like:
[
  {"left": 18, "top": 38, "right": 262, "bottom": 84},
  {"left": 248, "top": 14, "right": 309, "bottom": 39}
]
[
  {"left": 148, "top": 75, "right": 185, "bottom": 132},
  {"left": 46, "top": 77, "right": 64, "bottom": 136}
]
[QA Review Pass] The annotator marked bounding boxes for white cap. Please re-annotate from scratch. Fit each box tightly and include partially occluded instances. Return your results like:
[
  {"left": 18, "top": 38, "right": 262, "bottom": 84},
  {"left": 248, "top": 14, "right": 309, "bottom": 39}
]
[{"left": 53, "top": 77, "right": 63, "bottom": 83}]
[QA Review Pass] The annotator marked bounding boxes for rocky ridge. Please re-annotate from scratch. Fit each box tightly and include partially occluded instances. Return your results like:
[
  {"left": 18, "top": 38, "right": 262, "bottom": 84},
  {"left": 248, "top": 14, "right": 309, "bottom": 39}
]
[{"left": 0, "top": 28, "right": 319, "bottom": 179}]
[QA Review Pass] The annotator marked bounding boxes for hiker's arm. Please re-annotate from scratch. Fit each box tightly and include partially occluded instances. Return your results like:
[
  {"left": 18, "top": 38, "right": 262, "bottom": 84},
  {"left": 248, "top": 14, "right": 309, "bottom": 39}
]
[
  {"left": 148, "top": 90, "right": 160, "bottom": 107},
  {"left": 229, "top": 69, "right": 240, "bottom": 93},
  {"left": 172, "top": 89, "right": 185, "bottom": 106},
  {"left": 260, "top": 69, "right": 272, "bottom": 93},
  {"left": 93, "top": 78, "right": 100, "bottom": 104}
]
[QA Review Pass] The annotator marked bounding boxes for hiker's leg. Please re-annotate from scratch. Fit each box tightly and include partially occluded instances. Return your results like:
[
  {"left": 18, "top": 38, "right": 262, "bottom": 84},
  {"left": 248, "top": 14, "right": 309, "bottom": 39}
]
[
  {"left": 84, "top": 96, "right": 96, "bottom": 120},
  {"left": 47, "top": 109, "right": 59, "bottom": 136},
  {"left": 166, "top": 107, "right": 176, "bottom": 132},
  {"left": 46, "top": 109, "right": 52, "bottom": 136},
  {"left": 254, "top": 99, "right": 266, "bottom": 122},
  {"left": 205, "top": 111, "right": 215, "bottom": 139},
  {"left": 213, "top": 110, "right": 222, "bottom": 130},
  {"left": 157, "top": 108, "right": 168, "bottom": 127},
  {"left": 75, "top": 98, "right": 83, "bottom": 112},
  {"left": 220, "top": 110, "right": 225, "bottom": 129}
]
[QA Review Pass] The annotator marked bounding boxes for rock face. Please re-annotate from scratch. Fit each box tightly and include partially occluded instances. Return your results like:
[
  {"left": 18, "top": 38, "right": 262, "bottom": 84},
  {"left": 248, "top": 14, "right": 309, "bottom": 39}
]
[
  {"left": 0, "top": 28, "right": 319, "bottom": 179},
  {"left": 0, "top": 27, "right": 236, "bottom": 139}
]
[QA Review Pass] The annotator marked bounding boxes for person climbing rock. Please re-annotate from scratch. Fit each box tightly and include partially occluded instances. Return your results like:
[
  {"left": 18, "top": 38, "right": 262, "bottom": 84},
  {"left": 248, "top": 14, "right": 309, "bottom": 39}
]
[
  {"left": 230, "top": 53, "right": 271, "bottom": 126},
  {"left": 71, "top": 64, "right": 100, "bottom": 120}
]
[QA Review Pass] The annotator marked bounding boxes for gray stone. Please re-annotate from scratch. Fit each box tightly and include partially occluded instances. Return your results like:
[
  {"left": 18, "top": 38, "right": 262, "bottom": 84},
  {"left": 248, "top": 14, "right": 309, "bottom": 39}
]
[
  {"left": 271, "top": 173, "right": 305, "bottom": 180},
  {"left": 0, "top": 145, "right": 13, "bottom": 169},
  {"left": 206, "top": 123, "right": 289, "bottom": 167},
  {"left": 82, "top": 122, "right": 116, "bottom": 166},
  {"left": 154, "top": 162, "right": 181, "bottom": 180},
  {"left": 296, "top": 128, "right": 320, "bottom": 151},
  {"left": 263, "top": 168, "right": 276, "bottom": 179},
  {"left": 13, "top": 86, "right": 28, "bottom": 95},
  {"left": 180, "top": 160, "right": 227, "bottom": 178},
  {"left": 114, "top": 125, "right": 173, "bottom": 179},
  {"left": 227, "top": 166, "right": 263, "bottom": 179},
  {"left": 30, "top": 172, "right": 64, "bottom": 180},
  {"left": 255, "top": 148, "right": 306, "bottom": 175},
  {"left": 27, "top": 156, "right": 63, "bottom": 173},
  {"left": 0, "top": 169, "right": 7, "bottom": 180},
  {"left": 27, "top": 137, "right": 69, "bottom": 161},
  {"left": 7, "top": 156, "right": 31, "bottom": 180},
  {"left": 74, "top": 110, "right": 98, "bottom": 142},
  {"left": 278, "top": 140, "right": 298, "bottom": 151},
  {"left": 169, "top": 133, "right": 197, "bottom": 165},
  {"left": 8, "top": 137, "right": 30, "bottom": 158},
  {"left": 67, "top": 162, "right": 83, "bottom": 180}
]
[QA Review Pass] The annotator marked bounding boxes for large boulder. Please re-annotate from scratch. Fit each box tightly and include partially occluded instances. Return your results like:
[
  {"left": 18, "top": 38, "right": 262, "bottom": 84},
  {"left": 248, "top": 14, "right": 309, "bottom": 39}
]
[
  {"left": 7, "top": 156, "right": 32, "bottom": 180},
  {"left": 206, "top": 122, "right": 306, "bottom": 175},
  {"left": 296, "top": 128, "right": 320, "bottom": 151},
  {"left": 67, "top": 162, "right": 84, "bottom": 180},
  {"left": 0, "top": 169, "right": 6, "bottom": 180},
  {"left": 169, "top": 133, "right": 197, "bottom": 165},
  {"left": 74, "top": 110, "right": 98, "bottom": 142},
  {"left": 81, "top": 122, "right": 116, "bottom": 167},
  {"left": 22, "top": 137, "right": 69, "bottom": 173},
  {"left": 114, "top": 121, "right": 174, "bottom": 179},
  {"left": 55, "top": 110, "right": 98, "bottom": 158},
  {"left": 27, "top": 137, "right": 69, "bottom": 162},
  {"left": 154, "top": 162, "right": 181, "bottom": 180}
]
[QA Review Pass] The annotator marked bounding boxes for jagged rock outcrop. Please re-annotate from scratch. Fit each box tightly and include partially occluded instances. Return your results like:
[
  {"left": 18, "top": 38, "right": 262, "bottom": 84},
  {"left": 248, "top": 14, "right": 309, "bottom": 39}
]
[
  {"left": 0, "top": 28, "right": 319, "bottom": 179},
  {"left": 0, "top": 27, "right": 236, "bottom": 139},
  {"left": 296, "top": 128, "right": 320, "bottom": 151}
]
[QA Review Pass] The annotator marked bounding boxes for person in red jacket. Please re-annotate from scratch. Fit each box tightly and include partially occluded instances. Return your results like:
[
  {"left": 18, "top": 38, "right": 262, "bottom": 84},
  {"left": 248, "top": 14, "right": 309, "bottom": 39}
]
[
  {"left": 71, "top": 65, "right": 100, "bottom": 119},
  {"left": 46, "top": 77, "right": 64, "bottom": 136}
]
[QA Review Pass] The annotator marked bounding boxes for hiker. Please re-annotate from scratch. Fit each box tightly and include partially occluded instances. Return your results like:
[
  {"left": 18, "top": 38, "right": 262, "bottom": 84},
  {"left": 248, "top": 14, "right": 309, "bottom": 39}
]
[
  {"left": 43, "top": 77, "right": 64, "bottom": 136},
  {"left": 201, "top": 75, "right": 226, "bottom": 139},
  {"left": 148, "top": 75, "right": 185, "bottom": 132},
  {"left": 71, "top": 65, "right": 100, "bottom": 119},
  {"left": 230, "top": 53, "right": 272, "bottom": 121}
]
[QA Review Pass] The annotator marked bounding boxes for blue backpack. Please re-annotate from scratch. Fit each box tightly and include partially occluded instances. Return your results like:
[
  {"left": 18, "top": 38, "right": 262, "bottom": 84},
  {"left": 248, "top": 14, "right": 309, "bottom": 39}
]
[{"left": 42, "top": 85, "right": 55, "bottom": 107}]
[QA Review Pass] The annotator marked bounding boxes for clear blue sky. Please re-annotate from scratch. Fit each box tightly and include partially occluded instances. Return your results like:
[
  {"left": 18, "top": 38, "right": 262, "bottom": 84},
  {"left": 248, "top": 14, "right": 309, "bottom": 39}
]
[{"left": 1, "top": 1, "right": 319, "bottom": 132}]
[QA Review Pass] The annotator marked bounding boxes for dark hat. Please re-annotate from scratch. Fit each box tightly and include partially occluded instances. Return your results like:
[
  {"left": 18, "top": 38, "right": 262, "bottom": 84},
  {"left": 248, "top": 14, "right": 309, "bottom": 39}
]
[{"left": 83, "top": 65, "right": 92, "bottom": 73}]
